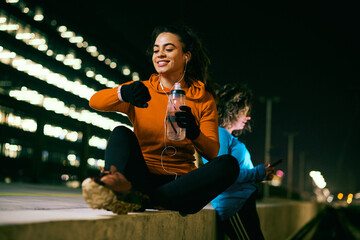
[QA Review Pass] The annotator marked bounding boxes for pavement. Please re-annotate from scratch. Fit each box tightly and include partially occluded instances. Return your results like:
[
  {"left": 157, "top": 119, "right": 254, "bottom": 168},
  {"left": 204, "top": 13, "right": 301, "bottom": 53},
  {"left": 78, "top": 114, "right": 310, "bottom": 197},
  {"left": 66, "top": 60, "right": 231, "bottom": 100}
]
[
  {"left": 0, "top": 182, "right": 116, "bottom": 226},
  {"left": 0, "top": 181, "right": 216, "bottom": 226}
]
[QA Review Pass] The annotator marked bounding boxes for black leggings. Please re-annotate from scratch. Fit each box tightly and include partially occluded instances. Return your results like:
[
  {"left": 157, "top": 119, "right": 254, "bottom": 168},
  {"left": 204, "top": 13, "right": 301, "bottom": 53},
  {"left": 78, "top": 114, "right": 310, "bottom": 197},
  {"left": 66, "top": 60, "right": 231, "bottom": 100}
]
[{"left": 104, "top": 126, "right": 239, "bottom": 214}]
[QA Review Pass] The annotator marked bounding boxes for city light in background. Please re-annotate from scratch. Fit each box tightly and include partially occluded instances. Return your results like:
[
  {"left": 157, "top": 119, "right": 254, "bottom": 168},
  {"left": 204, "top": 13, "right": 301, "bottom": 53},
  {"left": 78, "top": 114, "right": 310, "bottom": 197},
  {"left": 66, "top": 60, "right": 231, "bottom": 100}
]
[{"left": 0, "top": 0, "right": 136, "bottom": 185}]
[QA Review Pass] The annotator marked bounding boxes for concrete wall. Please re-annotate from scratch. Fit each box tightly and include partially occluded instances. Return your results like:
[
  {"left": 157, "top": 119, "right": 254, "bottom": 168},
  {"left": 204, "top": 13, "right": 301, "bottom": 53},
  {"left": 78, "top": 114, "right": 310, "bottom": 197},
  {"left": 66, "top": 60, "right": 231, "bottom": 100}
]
[
  {"left": 0, "top": 201, "right": 323, "bottom": 240},
  {"left": 258, "top": 200, "right": 324, "bottom": 240},
  {"left": 0, "top": 210, "right": 217, "bottom": 240}
]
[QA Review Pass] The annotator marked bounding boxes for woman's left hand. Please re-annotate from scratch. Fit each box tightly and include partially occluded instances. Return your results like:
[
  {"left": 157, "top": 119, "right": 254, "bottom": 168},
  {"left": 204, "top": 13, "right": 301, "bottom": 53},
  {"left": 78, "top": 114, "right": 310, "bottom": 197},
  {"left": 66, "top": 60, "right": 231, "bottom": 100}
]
[{"left": 175, "top": 106, "right": 200, "bottom": 140}]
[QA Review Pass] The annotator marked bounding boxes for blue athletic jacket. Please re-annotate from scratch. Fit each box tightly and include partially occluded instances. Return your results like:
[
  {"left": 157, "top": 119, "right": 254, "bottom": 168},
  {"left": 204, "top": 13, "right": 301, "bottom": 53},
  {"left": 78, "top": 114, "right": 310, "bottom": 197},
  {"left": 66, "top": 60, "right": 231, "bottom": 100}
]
[{"left": 202, "top": 127, "right": 266, "bottom": 221}]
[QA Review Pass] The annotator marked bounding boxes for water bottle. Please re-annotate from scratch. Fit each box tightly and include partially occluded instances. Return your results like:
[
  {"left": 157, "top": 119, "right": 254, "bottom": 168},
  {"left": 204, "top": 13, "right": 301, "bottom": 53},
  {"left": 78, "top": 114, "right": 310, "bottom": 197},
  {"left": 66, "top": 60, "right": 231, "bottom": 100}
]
[{"left": 166, "top": 82, "right": 186, "bottom": 140}]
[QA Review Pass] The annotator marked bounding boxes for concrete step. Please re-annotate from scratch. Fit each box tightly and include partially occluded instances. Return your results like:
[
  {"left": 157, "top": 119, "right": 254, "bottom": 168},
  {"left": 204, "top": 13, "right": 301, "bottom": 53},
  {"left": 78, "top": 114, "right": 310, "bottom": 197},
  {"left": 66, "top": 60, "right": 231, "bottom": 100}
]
[{"left": 0, "top": 183, "right": 324, "bottom": 240}]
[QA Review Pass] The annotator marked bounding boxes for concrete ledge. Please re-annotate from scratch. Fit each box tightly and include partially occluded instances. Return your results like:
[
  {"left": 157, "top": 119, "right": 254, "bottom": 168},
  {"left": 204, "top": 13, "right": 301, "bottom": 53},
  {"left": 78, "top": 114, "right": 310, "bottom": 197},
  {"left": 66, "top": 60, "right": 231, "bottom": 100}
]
[
  {"left": 0, "top": 183, "right": 325, "bottom": 240},
  {"left": 0, "top": 201, "right": 324, "bottom": 240},
  {"left": 0, "top": 209, "right": 217, "bottom": 240}
]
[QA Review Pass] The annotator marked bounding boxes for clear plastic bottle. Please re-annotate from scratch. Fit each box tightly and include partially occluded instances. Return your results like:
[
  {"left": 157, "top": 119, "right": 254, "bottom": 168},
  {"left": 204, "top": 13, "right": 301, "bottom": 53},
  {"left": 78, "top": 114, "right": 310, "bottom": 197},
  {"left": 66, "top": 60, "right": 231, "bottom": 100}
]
[{"left": 166, "top": 82, "right": 186, "bottom": 140}]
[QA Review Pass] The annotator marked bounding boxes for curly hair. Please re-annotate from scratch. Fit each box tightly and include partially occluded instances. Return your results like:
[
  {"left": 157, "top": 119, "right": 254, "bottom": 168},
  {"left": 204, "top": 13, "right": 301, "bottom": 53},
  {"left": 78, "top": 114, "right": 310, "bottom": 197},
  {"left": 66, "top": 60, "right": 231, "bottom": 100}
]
[
  {"left": 216, "top": 83, "right": 253, "bottom": 136},
  {"left": 147, "top": 24, "right": 214, "bottom": 94}
]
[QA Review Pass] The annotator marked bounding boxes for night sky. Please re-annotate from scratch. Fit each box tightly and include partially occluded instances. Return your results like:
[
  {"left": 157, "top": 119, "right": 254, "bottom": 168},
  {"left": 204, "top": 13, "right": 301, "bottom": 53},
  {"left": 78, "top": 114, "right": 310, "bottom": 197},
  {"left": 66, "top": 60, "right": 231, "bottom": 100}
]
[{"left": 30, "top": 0, "right": 360, "bottom": 194}]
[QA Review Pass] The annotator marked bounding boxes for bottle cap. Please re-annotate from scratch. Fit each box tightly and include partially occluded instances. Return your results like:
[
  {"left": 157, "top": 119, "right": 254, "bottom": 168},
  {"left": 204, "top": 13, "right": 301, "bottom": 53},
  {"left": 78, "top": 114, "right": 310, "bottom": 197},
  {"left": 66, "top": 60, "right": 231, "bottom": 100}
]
[{"left": 174, "top": 82, "right": 181, "bottom": 90}]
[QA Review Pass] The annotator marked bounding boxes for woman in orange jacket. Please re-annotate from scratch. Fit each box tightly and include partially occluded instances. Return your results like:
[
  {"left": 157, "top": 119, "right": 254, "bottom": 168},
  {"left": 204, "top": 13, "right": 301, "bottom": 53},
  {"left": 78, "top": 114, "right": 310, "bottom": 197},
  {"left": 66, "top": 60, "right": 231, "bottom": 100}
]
[{"left": 82, "top": 25, "right": 239, "bottom": 214}]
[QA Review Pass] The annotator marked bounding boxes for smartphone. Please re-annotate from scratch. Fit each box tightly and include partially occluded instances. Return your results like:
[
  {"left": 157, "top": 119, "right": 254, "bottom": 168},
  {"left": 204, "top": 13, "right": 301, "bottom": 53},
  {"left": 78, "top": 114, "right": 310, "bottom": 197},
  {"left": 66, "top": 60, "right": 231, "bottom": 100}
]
[{"left": 269, "top": 159, "right": 283, "bottom": 168}]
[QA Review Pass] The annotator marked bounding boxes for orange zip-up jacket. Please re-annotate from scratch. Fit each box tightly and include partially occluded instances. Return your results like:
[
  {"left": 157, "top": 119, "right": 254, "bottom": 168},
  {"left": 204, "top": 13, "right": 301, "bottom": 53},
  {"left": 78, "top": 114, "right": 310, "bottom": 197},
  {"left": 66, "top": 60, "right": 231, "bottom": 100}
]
[{"left": 89, "top": 74, "right": 219, "bottom": 175}]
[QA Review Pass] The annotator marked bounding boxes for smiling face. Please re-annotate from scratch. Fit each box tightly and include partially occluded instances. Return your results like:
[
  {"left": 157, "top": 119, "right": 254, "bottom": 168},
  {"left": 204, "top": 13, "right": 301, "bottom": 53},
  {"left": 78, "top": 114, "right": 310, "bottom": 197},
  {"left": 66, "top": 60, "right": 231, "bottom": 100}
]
[{"left": 152, "top": 32, "right": 189, "bottom": 79}]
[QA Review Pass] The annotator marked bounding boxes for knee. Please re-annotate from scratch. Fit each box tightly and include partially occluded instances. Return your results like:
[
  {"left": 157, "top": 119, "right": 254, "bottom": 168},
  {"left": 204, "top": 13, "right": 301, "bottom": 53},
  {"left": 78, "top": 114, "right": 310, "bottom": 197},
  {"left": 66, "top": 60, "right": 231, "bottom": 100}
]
[
  {"left": 218, "top": 154, "right": 240, "bottom": 178},
  {"left": 108, "top": 126, "right": 135, "bottom": 144},
  {"left": 111, "top": 126, "right": 136, "bottom": 139},
  {"left": 112, "top": 125, "right": 132, "bottom": 135}
]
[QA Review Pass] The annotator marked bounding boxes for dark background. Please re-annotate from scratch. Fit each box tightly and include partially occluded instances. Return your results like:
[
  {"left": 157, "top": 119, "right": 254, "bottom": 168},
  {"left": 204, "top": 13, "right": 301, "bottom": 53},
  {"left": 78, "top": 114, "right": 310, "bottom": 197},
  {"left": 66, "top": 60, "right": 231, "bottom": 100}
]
[{"left": 27, "top": 0, "right": 360, "bottom": 194}]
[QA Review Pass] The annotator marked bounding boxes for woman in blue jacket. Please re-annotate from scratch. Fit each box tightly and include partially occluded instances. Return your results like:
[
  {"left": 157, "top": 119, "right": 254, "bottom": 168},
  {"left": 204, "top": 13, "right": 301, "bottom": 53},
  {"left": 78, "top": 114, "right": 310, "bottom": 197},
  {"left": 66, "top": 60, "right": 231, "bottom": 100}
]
[{"left": 202, "top": 84, "right": 275, "bottom": 240}]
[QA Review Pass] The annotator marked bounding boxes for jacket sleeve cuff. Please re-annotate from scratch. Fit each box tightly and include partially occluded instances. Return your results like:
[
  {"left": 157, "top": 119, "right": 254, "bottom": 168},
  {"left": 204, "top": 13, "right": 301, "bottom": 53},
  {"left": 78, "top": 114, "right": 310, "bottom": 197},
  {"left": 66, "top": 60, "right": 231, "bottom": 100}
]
[
  {"left": 255, "top": 165, "right": 267, "bottom": 182},
  {"left": 117, "top": 85, "right": 124, "bottom": 102}
]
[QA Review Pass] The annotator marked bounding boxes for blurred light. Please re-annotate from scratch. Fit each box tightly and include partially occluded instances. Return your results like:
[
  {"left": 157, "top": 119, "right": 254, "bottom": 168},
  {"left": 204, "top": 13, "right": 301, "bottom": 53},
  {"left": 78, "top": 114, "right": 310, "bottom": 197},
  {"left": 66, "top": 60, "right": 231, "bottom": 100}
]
[
  {"left": 97, "top": 54, "right": 105, "bottom": 61},
  {"left": 122, "top": 66, "right": 131, "bottom": 75},
  {"left": 322, "top": 188, "right": 330, "bottom": 197},
  {"left": 6, "top": 0, "right": 19, "bottom": 3},
  {"left": 55, "top": 54, "right": 65, "bottom": 61},
  {"left": 61, "top": 174, "right": 70, "bottom": 181},
  {"left": 355, "top": 192, "right": 360, "bottom": 199},
  {"left": 67, "top": 154, "right": 79, "bottom": 167},
  {"left": 38, "top": 44, "right": 48, "bottom": 51},
  {"left": 15, "top": 32, "right": 35, "bottom": 40},
  {"left": 309, "top": 171, "right": 326, "bottom": 189},
  {"left": 44, "top": 124, "right": 80, "bottom": 142},
  {"left": 33, "top": 8, "right": 44, "bottom": 22},
  {"left": 97, "top": 160, "right": 105, "bottom": 168},
  {"left": 0, "top": 24, "right": 19, "bottom": 31},
  {"left": 95, "top": 74, "right": 104, "bottom": 82},
  {"left": 348, "top": 193, "right": 353, "bottom": 199},
  {"left": 9, "top": 85, "right": 127, "bottom": 131},
  {"left": 86, "top": 70, "right": 95, "bottom": 78},
  {"left": 106, "top": 80, "right": 116, "bottom": 88},
  {"left": 87, "top": 158, "right": 95, "bottom": 166},
  {"left": 87, "top": 158, "right": 105, "bottom": 168},
  {"left": 34, "top": 15, "right": 44, "bottom": 22},
  {"left": 61, "top": 31, "right": 74, "bottom": 39},
  {"left": 4, "top": 177, "right": 11, "bottom": 184},
  {"left": 132, "top": 72, "right": 140, "bottom": 81},
  {"left": 90, "top": 51, "right": 99, "bottom": 57},
  {"left": 3, "top": 143, "right": 22, "bottom": 158},
  {"left": 46, "top": 50, "right": 54, "bottom": 56},
  {"left": 1, "top": 106, "right": 37, "bottom": 132},
  {"left": 66, "top": 180, "right": 80, "bottom": 188},
  {"left": 0, "top": 50, "right": 16, "bottom": 59},
  {"left": 1, "top": 44, "right": 129, "bottom": 130},
  {"left": 110, "top": 62, "right": 117, "bottom": 69},
  {"left": 57, "top": 25, "right": 67, "bottom": 33},
  {"left": 276, "top": 170, "right": 284, "bottom": 177},
  {"left": 347, "top": 198, "right": 352, "bottom": 204},
  {"left": 89, "top": 136, "right": 107, "bottom": 150},
  {"left": 105, "top": 58, "right": 111, "bottom": 65},
  {"left": 326, "top": 195, "right": 334, "bottom": 203},
  {"left": 29, "top": 38, "right": 46, "bottom": 46},
  {"left": 69, "top": 36, "right": 83, "bottom": 43},
  {"left": 337, "top": 193, "right": 343, "bottom": 200},
  {"left": 86, "top": 46, "right": 97, "bottom": 53},
  {"left": 67, "top": 154, "right": 76, "bottom": 161},
  {"left": 0, "top": 17, "right": 6, "bottom": 24}
]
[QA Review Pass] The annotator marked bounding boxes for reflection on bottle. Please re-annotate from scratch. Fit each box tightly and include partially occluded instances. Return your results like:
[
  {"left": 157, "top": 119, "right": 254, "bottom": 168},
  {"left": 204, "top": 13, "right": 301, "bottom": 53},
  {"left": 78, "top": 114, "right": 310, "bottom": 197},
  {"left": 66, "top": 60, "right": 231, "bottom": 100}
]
[{"left": 167, "top": 83, "right": 186, "bottom": 141}]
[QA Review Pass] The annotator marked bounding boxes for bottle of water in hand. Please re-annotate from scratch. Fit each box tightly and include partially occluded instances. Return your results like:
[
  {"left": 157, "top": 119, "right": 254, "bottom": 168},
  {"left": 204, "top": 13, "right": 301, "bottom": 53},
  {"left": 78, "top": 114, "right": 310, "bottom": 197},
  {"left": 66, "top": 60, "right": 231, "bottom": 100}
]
[{"left": 167, "top": 82, "right": 186, "bottom": 141}]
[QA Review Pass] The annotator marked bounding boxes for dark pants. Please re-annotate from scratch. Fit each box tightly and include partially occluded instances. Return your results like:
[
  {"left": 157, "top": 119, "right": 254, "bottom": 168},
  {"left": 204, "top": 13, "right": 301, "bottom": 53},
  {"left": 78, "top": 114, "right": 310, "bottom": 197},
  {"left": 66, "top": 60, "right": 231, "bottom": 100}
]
[
  {"left": 218, "top": 191, "right": 265, "bottom": 240},
  {"left": 104, "top": 126, "right": 239, "bottom": 214}
]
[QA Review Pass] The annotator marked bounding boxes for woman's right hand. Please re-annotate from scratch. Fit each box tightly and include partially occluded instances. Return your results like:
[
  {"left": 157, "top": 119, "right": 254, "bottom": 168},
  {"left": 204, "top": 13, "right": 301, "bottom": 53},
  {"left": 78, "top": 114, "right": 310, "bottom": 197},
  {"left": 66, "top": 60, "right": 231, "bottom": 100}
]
[
  {"left": 265, "top": 164, "right": 275, "bottom": 180},
  {"left": 100, "top": 165, "right": 132, "bottom": 193},
  {"left": 121, "top": 81, "right": 151, "bottom": 108}
]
